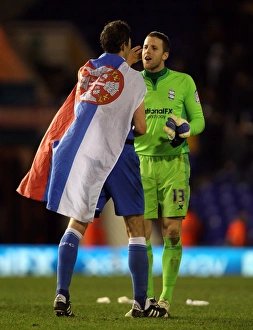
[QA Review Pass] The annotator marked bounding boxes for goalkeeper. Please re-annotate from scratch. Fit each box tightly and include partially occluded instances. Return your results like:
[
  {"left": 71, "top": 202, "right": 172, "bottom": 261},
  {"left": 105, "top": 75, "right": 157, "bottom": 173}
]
[{"left": 126, "top": 31, "right": 205, "bottom": 316}]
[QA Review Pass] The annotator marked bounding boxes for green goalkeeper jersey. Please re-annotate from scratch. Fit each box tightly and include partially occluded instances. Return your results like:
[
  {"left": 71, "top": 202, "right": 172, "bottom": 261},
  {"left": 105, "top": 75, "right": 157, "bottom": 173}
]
[{"left": 134, "top": 68, "right": 205, "bottom": 156}]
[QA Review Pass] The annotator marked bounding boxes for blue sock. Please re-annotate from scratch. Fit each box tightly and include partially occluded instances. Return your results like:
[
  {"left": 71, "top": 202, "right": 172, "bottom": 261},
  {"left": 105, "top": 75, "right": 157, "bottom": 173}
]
[
  {"left": 128, "top": 237, "right": 148, "bottom": 310},
  {"left": 56, "top": 228, "right": 82, "bottom": 300}
]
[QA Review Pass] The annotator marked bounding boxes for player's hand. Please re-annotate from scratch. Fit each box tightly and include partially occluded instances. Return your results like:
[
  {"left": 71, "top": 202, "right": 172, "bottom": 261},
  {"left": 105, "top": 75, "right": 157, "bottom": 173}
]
[
  {"left": 163, "top": 116, "right": 176, "bottom": 140},
  {"left": 126, "top": 46, "right": 142, "bottom": 66},
  {"left": 170, "top": 113, "right": 191, "bottom": 138}
]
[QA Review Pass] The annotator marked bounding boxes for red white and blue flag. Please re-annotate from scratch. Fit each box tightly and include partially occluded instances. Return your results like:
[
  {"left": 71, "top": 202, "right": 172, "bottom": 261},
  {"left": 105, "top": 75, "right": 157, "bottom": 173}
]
[{"left": 17, "top": 53, "right": 146, "bottom": 222}]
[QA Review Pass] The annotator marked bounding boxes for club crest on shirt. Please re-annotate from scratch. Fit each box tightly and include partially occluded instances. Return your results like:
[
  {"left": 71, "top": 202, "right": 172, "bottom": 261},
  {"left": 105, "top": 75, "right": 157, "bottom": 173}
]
[
  {"left": 168, "top": 89, "right": 175, "bottom": 100},
  {"left": 195, "top": 90, "right": 200, "bottom": 103},
  {"left": 76, "top": 64, "right": 124, "bottom": 104}
]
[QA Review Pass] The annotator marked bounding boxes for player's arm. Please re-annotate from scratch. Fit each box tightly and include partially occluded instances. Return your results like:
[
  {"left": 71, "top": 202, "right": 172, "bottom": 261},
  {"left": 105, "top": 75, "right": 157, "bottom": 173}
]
[
  {"left": 132, "top": 101, "right": 146, "bottom": 136},
  {"left": 185, "top": 99, "right": 205, "bottom": 136},
  {"left": 164, "top": 78, "right": 205, "bottom": 142},
  {"left": 183, "top": 75, "right": 205, "bottom": 136},
  {"left": 165, "top": 105, "right": 204, "bottom": 139},
  {"left": 165, "top": 79, "right": 205, "bottom": 138},
  {"left": 187, "top": 110, "right": 205, "bottom": 136}
]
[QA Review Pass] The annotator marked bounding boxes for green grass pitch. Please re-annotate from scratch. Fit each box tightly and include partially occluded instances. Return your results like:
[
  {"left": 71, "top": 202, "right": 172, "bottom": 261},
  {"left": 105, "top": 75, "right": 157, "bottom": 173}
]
[{"left": 0, "top": 275, "right": 252, "bottom": 330}]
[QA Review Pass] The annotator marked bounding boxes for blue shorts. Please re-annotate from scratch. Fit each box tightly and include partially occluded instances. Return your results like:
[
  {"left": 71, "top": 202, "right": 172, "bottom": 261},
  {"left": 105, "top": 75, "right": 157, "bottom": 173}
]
[{"left": 95, "top": 144, "right": 144, "bottom": 217}]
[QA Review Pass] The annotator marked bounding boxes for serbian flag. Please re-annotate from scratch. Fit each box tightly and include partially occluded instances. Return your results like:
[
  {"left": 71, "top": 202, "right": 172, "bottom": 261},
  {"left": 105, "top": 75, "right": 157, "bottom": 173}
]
[{"left": 17, "top": 53, "right": 146, "bottom": 222}]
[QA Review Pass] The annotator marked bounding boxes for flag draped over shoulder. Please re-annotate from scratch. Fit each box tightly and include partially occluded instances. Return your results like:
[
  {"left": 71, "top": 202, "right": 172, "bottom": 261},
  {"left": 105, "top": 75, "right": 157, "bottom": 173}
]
[{"left": 17, "top": 53, "right": 146, "bottom": 222}]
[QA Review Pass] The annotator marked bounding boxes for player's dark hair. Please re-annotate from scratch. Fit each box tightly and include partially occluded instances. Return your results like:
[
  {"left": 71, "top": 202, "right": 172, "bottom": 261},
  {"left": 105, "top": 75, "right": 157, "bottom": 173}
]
[
  {"left": 146, "top": 31, "right": 170, "bottom": 53},
  {"left": 100, "top": 20, "right": 131, "bottom": 53}
]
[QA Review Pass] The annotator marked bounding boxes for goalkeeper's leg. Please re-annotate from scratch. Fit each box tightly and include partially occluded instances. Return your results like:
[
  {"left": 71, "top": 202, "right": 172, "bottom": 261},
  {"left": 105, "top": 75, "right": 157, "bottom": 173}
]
[
  {"left": 144, "top": 220, "right": 156, "bottom": 299},
  {"left": 146, "top": 239, "right": 155, "bottom": 298},
  {"left": 159, "top": 218, "right": 182, "bottom": 310},
  {"left": 159, "top": 236, "right": 182, "bottom": 303}
]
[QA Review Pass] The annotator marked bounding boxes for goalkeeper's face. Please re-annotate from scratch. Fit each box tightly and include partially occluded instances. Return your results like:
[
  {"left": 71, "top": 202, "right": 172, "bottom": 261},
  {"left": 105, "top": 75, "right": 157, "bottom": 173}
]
[{"left": 142, "top": 36, "right": 168, "bottom": 73}]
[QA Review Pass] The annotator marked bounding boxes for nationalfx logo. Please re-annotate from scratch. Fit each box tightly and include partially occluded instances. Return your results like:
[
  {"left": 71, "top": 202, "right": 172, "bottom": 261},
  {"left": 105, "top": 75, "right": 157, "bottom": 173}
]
[{"left": 145, "top": 108, "right": 172, "bottom": 115}]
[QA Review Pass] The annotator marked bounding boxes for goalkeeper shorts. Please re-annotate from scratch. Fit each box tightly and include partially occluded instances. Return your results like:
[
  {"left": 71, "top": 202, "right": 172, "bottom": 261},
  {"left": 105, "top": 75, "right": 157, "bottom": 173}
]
[{"left": 139, "top": 153, "right": 190, "bottom": 219}]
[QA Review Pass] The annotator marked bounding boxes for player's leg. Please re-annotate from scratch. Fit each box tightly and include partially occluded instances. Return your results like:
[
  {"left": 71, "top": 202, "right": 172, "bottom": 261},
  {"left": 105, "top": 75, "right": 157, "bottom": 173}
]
[
  {"left": 124, "top": 215, "right": 168, "bottom": 318},
  {"left": 54, "top": 218, "right": 88, "bottom": 316},
  {"left": 158, "top": 154, "right": 190, "bottom": 313},
  {"left": 104, "top": 147, "right": 146, "bottom": 315},
  {"left": 109, "top": 148, "right": 167, "bottom": 317},
  {"left": 124, "top": 214, "right": 148, "bottom": 311},
  {"left": 158, "top": 217, "right": 182, "bottom": 312},
  {"left": 138, "top": 155, "right": 159, "bottom": 301},
  {"left": 54, "top": 188, "right": 108, "bottom": 316},
  {"left": 144, "top": 220, "right": 155, "bottom": 299}
]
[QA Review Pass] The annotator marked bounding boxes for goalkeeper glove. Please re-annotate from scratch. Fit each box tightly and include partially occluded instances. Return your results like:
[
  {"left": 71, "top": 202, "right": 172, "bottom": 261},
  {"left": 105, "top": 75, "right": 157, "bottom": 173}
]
[
  {"left": 170, "top": 113, "right": 191, "bottom": 138},
  {"left": 163, "top": 117, "right": 176, "bottom": 140},
  {"left": 163, "top": 113, "right": 190, "bottom": 147}
]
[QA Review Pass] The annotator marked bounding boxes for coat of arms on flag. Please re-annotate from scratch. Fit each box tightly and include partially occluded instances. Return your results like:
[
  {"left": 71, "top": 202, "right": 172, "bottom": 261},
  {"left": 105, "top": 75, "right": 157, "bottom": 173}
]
[{"left": 76, "top": 64, "right": 124, "bottom": 104}]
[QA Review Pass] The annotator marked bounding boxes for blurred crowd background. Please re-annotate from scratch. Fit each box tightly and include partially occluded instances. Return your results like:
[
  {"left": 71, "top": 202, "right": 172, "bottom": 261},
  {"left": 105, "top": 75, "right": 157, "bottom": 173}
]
[{"left": 0, "top": 0, "right": 252, "bottom": 246}]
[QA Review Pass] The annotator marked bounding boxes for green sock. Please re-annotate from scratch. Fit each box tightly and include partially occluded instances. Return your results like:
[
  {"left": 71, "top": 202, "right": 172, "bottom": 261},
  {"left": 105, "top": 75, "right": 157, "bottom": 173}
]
[
  {"left": 146, "top": 239, "right": 155, "bottom": 298},
  {"left": 160, "top": 237, "right": 182, "bottom": 303}
]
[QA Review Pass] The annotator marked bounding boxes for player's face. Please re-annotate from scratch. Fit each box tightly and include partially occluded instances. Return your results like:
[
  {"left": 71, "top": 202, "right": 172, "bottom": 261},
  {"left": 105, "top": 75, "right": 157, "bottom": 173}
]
[{"left": 142, "top": 36, "right": 168, "bottom": 72}]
